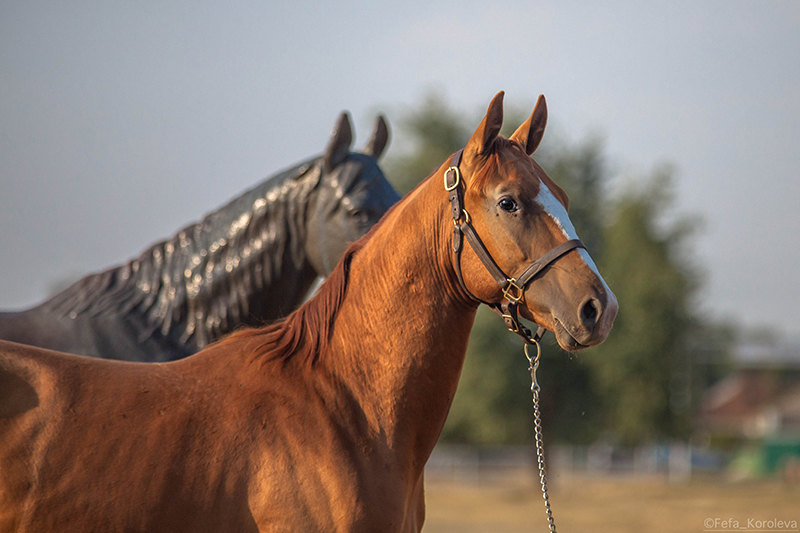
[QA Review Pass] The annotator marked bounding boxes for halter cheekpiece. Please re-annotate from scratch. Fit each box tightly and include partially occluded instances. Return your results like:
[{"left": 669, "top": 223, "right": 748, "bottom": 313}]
[{"left": 445, "top": 148, "right": 585, "bottom": 344}]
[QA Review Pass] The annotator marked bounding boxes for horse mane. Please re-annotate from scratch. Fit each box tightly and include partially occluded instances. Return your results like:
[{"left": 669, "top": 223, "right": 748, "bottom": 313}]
[
  {"left": 221, "top": 191, "right": 402, "bottom": 367},
  {"left": 41, "top": 158, "right": 322, "bottom": 346},
  {"left": 222, "top": 239, "right": 364, "bottom": 367}
]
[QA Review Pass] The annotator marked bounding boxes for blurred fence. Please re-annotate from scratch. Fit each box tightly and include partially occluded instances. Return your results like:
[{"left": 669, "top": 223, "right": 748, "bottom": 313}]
[{"left": 426, "top": 442, "right": 732, "bottom": 483}]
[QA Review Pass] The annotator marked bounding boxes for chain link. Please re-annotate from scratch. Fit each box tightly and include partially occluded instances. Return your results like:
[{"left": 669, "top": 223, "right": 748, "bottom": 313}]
[{"left": 524, "top": 341, "right": 557, "bottom": 533}]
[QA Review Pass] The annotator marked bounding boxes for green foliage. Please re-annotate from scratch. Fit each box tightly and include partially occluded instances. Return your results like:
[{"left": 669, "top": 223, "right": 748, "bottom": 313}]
[{"left": 587, "top": 171, "right": 701, "bottom": 444}]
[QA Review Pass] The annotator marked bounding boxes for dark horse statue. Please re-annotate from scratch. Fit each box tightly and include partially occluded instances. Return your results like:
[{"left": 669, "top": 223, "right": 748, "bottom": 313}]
[{"left": 0, "top": 113, "right": 399, "bottom": 362}]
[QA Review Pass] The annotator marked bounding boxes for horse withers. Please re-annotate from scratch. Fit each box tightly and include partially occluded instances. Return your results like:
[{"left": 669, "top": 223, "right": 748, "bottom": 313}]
[
  {"left": 0, "top": 113, "right": 399, "bottom": 361},
  {"left": 0, "top": 92, "right": 616, "bottom": 532}
]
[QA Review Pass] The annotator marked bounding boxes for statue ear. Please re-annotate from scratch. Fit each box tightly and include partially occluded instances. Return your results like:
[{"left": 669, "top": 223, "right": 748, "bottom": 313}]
[
  {"left": 323, "top": 112, "right": 353, "bottom": 171},
  {"left": 464, "top": 91, "right": 504, "bottom": 160},
  {"left": 364, "top": 115, "right": 389, "bottom": 159},
  {"left": 510, "top": 94, "right": 547, "bottom": 155}
]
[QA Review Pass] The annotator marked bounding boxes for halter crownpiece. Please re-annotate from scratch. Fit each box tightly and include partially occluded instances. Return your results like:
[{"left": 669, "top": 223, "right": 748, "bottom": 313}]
[{"left": 445, "top": 148, "right": 585, "bottom": 345}]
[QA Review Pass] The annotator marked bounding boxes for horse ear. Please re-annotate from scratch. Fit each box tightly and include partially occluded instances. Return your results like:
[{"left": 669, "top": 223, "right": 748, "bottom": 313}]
[
  {"left": 324, "top": 112, "right": 353, "bottom": 171},
  {"left": 363, "top": 115, "right": 389, "bottom": 159},
  {"left": 465, "top": 91, "right": 504, "bottom": 159},
  {"left": 510, "top": 94, "right": 547, "bottom": 155}
]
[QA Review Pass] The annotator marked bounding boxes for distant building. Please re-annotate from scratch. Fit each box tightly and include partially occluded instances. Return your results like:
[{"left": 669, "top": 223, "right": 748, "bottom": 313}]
[
  {"left": 698, "top": 340, "right": 800, "bottom": 439},
  {"left": 697, "top": 339, "right": 800, "bottom": 476}
]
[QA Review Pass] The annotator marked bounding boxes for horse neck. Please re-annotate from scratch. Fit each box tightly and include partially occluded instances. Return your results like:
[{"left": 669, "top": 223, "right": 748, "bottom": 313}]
[
  {"left": 320, "top": 172, "right": 478, "bottom": 468},
  {"left": 43, "top": 161, "right": 322, "bottom": 348}
]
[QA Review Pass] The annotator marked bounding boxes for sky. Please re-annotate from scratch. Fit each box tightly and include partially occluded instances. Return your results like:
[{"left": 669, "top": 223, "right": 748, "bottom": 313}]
[{"left": 1, "top": 1, "right": 798, "bottom": 339}]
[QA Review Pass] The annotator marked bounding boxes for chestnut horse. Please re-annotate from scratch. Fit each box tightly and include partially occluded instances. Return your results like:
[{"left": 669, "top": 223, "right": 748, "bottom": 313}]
[{"left": 0, "top": 92, "right": 617, "bottom": 532}]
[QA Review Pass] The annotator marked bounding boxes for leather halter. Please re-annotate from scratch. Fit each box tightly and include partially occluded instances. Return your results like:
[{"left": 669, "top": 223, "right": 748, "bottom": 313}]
[{"left": 445, "top": 148, "right": 585, "bottom": 344}]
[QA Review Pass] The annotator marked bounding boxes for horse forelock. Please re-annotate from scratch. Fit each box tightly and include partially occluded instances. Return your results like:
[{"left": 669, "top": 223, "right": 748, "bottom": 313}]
[
  {"left": 468, "top": 137, "right": 571, "bottom": 210},
  {"left": 469, "top": 138, "right": 529, "bottom": 192}
]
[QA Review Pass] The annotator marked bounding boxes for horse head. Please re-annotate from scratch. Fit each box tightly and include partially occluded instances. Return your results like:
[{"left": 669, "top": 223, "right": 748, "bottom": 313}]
[
  {"left": 450, "top": 92, "right": 617, "bottom": 351},
  {"left": 305, "top": 113, "right": 400, "bottom": 275}
]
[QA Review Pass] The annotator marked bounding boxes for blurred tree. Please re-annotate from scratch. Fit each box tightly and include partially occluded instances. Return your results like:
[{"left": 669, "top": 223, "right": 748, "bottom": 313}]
[
  {"left": 383, "top": 91, "right": 708, "bottom": 447},
  {"left": 587, "top": 169, "right": 702, "bottom": 444}
]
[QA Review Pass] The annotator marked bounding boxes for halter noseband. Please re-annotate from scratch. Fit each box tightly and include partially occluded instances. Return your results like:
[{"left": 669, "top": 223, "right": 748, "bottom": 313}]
[{"left": 445, "top": 148, "right": 585, "bottom": 344}]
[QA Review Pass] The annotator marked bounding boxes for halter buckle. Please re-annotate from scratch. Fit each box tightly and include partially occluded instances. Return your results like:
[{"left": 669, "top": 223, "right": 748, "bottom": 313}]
[
  {"left": 444, "top": 166, "right": 461, "bottom": 191},
  {"left": 502, "top": 313, "right": 520, "bottom": 333},
  {"left": 502, "top": 278, "right": 524, "bottom": 303}
]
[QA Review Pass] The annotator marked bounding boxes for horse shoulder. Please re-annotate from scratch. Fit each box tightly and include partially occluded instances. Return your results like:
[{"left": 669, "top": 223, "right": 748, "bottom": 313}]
[
  {"left": 227, "top": 359, "right": 417, "bottom": 531},
  {"left": 0, "top": 342, "right": 78, "bottom": 528}
]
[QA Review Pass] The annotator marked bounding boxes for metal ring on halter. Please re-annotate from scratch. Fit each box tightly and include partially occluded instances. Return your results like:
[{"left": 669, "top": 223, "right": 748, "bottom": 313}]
[
  {"left": 443, "top": 166, "right": 461, "bottom": 191},
  {"left": 523, "top": 340, "right": 541, "bottom": 366}
]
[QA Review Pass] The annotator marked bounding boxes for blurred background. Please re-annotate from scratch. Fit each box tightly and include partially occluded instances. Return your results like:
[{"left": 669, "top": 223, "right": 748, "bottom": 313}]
[{"left": 2, "top": 2, "right": 799, "bottom": 530}]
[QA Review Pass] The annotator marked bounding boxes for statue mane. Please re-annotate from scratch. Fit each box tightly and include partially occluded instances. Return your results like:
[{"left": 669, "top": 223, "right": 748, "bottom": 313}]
[{"left": 43, "top": 159, "right": 321, "bottom": 346}]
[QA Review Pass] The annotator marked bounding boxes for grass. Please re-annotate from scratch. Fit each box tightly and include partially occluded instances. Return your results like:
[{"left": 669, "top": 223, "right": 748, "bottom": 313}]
[{"left": 423, "top": 472, "right": 800, "bottom": 532}]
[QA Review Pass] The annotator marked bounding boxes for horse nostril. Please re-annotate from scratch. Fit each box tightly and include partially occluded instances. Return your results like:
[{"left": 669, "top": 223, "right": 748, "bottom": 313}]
[{"left": 579, "top": 297, "right": 602, "bottom": 328}]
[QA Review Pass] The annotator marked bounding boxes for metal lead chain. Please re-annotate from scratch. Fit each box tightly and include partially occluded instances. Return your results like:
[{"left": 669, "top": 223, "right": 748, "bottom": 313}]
[{"left": 524, "top": 341, "right": 557, "bottom": 533}]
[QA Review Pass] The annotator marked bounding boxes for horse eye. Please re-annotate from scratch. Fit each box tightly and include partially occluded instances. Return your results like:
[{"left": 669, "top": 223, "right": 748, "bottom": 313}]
[{"left": 498, "top": 198, "right": 518, "bottom": 213}]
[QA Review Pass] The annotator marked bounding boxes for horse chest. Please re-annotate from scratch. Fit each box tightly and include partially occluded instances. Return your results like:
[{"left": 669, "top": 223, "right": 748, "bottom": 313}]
[{"left": 250, "top": 470, "right": 420, "bottom": 533}]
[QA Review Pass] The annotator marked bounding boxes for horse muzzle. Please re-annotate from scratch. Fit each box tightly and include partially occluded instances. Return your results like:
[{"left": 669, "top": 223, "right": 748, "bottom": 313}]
[{"left": 550, "top": 286, "right": 618, "bottom": 351}]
